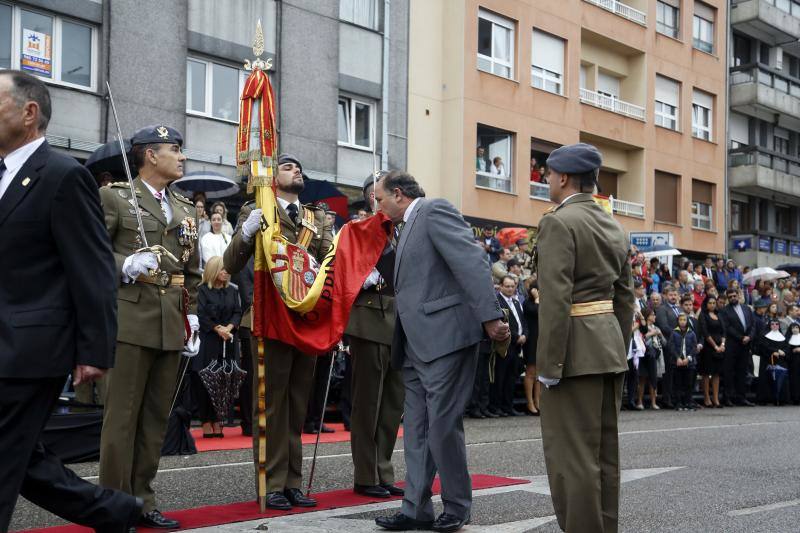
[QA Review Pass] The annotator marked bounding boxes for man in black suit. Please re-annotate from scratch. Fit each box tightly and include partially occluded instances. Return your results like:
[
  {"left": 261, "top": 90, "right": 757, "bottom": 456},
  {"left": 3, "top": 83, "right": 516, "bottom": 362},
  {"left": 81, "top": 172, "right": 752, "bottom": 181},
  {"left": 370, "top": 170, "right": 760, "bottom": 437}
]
[
  {"left": 490, "top": 275, "right": 528, "bottom": 417},
  {"left": 0, "top": 70, "right": 140, "bottom": 532},
  {"left": 655, "top": 286, "right": 681, "bottom": 408},
  {"left": 680, "top": 294, "right": 703, "bottom": 407},
  {"left": 718, "top": 289, "right": 756, "bottom": 406}
]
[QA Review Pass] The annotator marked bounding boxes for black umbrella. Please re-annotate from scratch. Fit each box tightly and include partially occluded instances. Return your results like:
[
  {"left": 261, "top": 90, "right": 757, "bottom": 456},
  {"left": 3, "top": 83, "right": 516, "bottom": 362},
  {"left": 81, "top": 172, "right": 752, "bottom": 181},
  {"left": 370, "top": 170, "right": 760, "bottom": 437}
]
[
  {"left": 172, "top": 171, "right": 240, "bottom": 199},
  {"left": 84, "top": 140, "right": 132, "bottom": 179},
  {"left": 775, "top": 263, "right": 800, "bottom": 273},
  {"left": 199, "top": 340, "right": 247, "bottom": 420}
]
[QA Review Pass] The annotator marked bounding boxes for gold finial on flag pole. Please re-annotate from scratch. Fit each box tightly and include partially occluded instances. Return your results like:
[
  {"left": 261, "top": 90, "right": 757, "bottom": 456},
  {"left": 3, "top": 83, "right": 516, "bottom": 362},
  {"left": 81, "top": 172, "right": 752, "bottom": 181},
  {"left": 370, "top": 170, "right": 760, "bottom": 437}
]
[{"left": 244, "top": 19, "right": 272, "bottom": 71}]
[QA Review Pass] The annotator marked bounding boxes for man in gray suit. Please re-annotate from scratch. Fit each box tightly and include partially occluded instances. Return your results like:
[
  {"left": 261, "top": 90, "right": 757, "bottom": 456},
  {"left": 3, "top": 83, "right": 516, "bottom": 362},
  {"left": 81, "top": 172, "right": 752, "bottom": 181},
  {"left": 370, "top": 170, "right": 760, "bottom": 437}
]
[{"left": 373, "top": 171, "right": 509, "bottom": 532}]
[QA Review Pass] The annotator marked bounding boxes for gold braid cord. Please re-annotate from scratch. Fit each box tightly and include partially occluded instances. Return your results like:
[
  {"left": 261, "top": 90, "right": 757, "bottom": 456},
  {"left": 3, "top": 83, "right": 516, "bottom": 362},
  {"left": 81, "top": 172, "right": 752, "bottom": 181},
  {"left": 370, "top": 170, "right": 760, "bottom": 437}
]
[{"left": 257, "top": 337, "right": 267, "bottom": 512}]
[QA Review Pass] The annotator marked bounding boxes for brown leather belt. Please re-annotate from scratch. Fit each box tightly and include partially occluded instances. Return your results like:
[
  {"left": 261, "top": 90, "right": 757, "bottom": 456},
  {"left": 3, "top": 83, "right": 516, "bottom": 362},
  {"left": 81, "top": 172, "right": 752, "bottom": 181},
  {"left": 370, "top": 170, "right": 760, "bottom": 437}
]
[
  {"left": 570, "top": 300, "right": 613, "bottom": 317},
  {"left": 136, "top": 273, "right": 185, "bottom": 288}
]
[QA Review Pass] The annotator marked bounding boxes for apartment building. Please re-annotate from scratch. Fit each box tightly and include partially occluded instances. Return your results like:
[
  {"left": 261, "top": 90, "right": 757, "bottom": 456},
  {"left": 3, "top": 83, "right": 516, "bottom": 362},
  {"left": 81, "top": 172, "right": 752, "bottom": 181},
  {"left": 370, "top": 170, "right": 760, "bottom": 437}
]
[
  {"left": 0, "top": 0, "right": 408, "bottom": 197},
  {"left": 408, "top": 0, "right": 726, "bottom": 258},
  {"left": 728, "top": 0, "right": 800, "bottom": 267}
]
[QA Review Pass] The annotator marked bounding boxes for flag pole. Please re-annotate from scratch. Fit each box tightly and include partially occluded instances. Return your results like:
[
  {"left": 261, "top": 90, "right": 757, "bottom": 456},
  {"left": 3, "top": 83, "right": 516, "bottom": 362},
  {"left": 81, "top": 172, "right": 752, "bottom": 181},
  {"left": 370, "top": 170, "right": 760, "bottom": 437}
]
[{"left": 306, "top": 346, "right": 338, "bottom": 496}]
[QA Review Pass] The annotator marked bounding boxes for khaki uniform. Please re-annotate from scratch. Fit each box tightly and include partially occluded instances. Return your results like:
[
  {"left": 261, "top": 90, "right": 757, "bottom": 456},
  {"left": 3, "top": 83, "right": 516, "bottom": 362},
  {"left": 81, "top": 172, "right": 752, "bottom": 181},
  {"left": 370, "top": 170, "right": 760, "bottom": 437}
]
[
  {"left": 224, "top": 201, "right": 332, "bottom": 494},
  {"left": 346, "top": 285, "right": 404, "bottom": 486},
  {"left": 97, "top": 177, "right": 200, "bottom": 513},
  {"left": 536, "top": 193, "right": 635, "bottom": 533}
]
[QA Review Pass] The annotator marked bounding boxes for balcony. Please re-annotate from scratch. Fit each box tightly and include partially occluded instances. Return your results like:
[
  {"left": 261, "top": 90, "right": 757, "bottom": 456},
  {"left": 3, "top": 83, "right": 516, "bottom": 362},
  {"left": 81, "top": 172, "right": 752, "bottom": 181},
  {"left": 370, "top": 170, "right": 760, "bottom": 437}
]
[
  {"left": 476, "top": 172, "right": 513, "bottom": 193},
  {"left": 729, "top": 146, "right": 800, "bottom": 200},
  {"left": 731, "top": 0, "right": 800, "bottom": 47},
  {"left": 579, "top": 88, "right": 646, "bottom": 121},
  {"left": 583, "top": 0, "right": 646, "bottom": 26},
  {"left": 729, "top": 64, "right": 800, "bottom": 130},
  {"left": 529, "top": 182, "right": 645, "bottom": 218}
]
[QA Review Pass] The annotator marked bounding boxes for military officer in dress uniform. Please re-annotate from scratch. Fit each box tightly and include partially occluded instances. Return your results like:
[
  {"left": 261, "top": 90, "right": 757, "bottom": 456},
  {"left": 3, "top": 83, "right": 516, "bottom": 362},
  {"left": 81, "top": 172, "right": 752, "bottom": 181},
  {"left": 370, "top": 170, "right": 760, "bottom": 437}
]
[
  {"left": 224, "top": 153, "right": 333, "bottom": 511},
  {"left": 98, "top": 125, "right": 201, "bottom": 530},
  {"left": 536, "top": 143, "right": 635, "bottom": 533},
  {"left": 347, "top": 173, "right": 405, "bottom": 499}
]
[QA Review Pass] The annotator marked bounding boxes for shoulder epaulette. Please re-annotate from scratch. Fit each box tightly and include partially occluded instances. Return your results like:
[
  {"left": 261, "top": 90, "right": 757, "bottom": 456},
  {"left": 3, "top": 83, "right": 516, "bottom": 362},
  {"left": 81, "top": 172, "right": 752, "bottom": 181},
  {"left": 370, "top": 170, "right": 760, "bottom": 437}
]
[
  {"left": 108, "top": 181, "right": 130, "bottom": 188},
  {"left": 543, "top": 205, "right": 558, "bottom": 215},
  {"left": 302, "top": 203, "right": 324, "bottom": 212},
  {"left": 173, "top": 191, "right": 192, "bottom": 204}
]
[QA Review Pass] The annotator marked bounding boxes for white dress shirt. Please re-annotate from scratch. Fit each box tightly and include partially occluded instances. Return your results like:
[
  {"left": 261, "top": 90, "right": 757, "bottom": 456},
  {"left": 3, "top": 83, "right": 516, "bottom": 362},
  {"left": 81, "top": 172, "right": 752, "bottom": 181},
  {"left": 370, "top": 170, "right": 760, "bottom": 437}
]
[
  {"left": 277, "top": 196, "right": 301, "bottom": 218},
  {"left": 0, "top": 136, "right": 46, "bottom": 201},
  {"left": 502, "top": 294, "right": 522, "bottom": 331},
  {"left": 403, "top": 197, "right": 422, "bottom": 224},
  {"left": 141, "top": 180, "right": 173, "bottom": 223},
  {"left": 200, "top": 231, "right": 231, "bottom": 267}
]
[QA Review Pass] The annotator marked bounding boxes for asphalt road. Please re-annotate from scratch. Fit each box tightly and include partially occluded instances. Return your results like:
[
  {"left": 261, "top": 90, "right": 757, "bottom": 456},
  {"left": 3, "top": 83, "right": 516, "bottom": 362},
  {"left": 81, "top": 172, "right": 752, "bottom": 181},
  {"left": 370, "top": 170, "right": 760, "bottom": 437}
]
[{"left": 10, "top": 405, "right": 800, "bottom": 532}]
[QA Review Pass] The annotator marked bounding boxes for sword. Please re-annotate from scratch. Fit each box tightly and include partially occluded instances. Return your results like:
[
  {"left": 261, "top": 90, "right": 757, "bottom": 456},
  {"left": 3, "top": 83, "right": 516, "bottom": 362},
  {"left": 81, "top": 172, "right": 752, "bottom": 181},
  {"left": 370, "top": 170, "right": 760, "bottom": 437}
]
[
  {"left": 371, "top": 122, "right": 378, "bottom": 213},
  {"left": 305, "top": 347, "right": 338, "bottom": 496}
]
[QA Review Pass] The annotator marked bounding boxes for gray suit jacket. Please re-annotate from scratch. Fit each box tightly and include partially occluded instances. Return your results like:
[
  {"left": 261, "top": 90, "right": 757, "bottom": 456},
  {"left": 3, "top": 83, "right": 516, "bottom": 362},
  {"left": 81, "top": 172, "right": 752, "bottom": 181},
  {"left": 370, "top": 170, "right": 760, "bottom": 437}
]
[{"left": 391, "top": 198, "right": 503, "bottom": 368}]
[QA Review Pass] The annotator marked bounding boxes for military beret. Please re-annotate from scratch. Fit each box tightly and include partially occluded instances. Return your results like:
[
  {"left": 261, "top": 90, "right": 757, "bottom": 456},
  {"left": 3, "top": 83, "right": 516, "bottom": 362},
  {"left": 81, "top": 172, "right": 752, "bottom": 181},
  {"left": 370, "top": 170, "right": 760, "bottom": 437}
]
[
  {"left": 546, "top": 143, "right": 602, "bottom": 174},
  {"left": 363, "top": 170, "right": 388, "bottom": 193},
  {"left": 278, "top": 153, "right": 302, "bottom": 172},
  {"left": 130, "top": 125, "right": 183, "bottom": 146}
]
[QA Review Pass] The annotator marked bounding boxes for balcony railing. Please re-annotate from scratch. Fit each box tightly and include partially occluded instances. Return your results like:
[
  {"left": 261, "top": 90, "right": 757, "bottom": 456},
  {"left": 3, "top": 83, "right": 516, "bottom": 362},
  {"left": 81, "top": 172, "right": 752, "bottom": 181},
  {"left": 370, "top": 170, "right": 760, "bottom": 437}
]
[
  {"left": 730, "top": 63, "right": 800, "bottom": 98},
  {"left": 579, "top": 88, "right": 646, "bottom": 121},
  {"left": 529, "top": 182, "right": 645, "bottom": 217},
  {"left": 584, "top": 0, "right": 647, "bottom": 26},
  {"left": 729, "top": 145, "right": 800, "bottom": 177},
  {"left": 476, "top": 172, "right": 513, "bottom": 193}
]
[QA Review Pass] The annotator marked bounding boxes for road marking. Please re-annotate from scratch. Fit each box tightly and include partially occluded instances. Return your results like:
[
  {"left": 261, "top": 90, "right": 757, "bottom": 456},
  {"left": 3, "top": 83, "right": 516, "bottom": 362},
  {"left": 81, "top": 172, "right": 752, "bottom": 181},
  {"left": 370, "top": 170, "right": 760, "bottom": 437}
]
[
  {"left": 81, "top": 419, "right": 787, "bottom": 480},
  {"left": 728, "top": 498, "right": 800, "bottom": 516}
]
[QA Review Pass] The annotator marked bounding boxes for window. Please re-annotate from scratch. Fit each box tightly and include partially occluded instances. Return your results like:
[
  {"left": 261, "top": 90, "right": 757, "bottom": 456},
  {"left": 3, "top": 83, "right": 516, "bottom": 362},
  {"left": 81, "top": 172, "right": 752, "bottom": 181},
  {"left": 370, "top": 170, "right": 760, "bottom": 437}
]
[
  {"left": 477, "top": 9, "right": 514, "bottom": 79},
  {"left": 692, "top": 89, "right": 713, "bottom": 141},
  {"left": 186, "top": 58, "right": 245, "bottom": 122},
  {"left": 338, "top": 95, "right": 373, "bottom": 150},
  {"left": 476, "top": 124, "right": 514, "bottom": 193},
  {"left": 774, "top": 127, "right": 790, "bottom": 155},
  {"left": 776, "top": 205, "right": 794, "bottom": 235},
  {"left": 339, "top": 0, "right": 380, "bottom": 31},
  {"left": 693, "top": 2, "right": 715, "bottom": 53},
  {"left": 731, "top": 200, "right": 748, "bottom": 232},
  {"left": 656, "top": 0, "right": 680, "bottom": 39},
  {"left": 655, "top": 75, "right": 680, "bottom": 130},
  {"left": 732, "top": 33, "right": 751, "bottom": 67},
  {"left": 531, "top": 29, "right": 564, "bottom": 95},
  {"left": 729, "top": 112, "right": 749, "bottom": 148},
  {"left": 0, "top": 4, "right": 97, "bottom": 89},
  {"left": 654, "top": 171, "right": 680, "bottom": 224},
  {"left": 598, "top": 170, "right": 618, "bottom": 198},
  {"left": 691, "top": 179, "right": 714, "bottom": 230}
]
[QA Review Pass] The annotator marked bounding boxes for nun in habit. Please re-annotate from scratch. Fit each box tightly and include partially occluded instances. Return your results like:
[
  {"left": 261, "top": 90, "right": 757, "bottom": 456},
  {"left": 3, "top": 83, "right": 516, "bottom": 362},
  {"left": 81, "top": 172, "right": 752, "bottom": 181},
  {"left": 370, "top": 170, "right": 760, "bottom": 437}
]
[
  {"left": 756, "top": 318, "right": 790, "bottom": 405},
  {"left": 786, "top": 323, "right": 800, "bottom": 406}
]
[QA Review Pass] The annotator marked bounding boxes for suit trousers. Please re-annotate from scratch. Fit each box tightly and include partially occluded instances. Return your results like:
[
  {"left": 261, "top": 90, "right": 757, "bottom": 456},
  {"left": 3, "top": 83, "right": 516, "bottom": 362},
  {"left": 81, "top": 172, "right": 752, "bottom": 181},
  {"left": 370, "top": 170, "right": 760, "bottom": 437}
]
[
  {"left": 261, "top": 338, "right": 316, "bottom": 493},
  {"left": 349, "top": 337, "right": 404, "bottom": 485},
  {"left": 625, "top": 359, "right": 638, "bottom": 408},
  {"left": 723, "top": 343, "right": 750, "bottom": 403},
  {"left": 401, "top": 343, "right": 478, "bottom": 522},
  {"left": 469, "top": 345, "right": 491, "bottom": 412},
  {"left": 540, "top": 373, "right": 624, "bottom": 533},
  {"left": 99, "top": 343, "right": 180, "bottom": 513},
  {"left": 1, "top": 377, "right": 137, "bottom": 532},
  {"left": 490, "top": 346, "right": 519, "bottom": 413},
  {"left": 661, "top": 361, "right": 674, "bottom": 405},
  {"left": 238, "top": 327, "right": 253, "bottom": 433},
  {"left": 305, "top": 353, "right": 333, "bottom": 429}
]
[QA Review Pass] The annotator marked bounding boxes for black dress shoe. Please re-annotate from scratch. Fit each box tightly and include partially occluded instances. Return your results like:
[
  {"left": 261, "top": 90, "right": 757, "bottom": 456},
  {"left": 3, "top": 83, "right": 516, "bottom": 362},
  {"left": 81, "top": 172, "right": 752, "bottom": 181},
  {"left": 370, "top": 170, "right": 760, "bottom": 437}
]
[
  {"left": 505, "top": 409, "right": 525, "bottom": 417},
  {"left": 264, "top": 491, "right": 292, "bottom": 510},
  {"left": 742, "top": 400, "right": 755, "bottom": 407},
  {"left": 431, "top": 512, "right": 469, "bottom": 532},
  {"left": 723, "top": 400, "right": 735, "bottom": 407},
  {"left": 525, "top": 407, "right": 540, "bottom": 416},
  {"left": 139, "top": 510, "right": 179, "bottom": 529},
  {"left": 481, "top": 408, "right": 499, "bottom": 418},
  {"left": 319, "top": 424, "right": 335, "bottom": 433},
  {"left": 354, "top": 484, "right": 391, "bottom": 498},
  {"left": 375, "top": 512, "right": 433, "bottom": 531},
  {"left": 466, "top": 409, "right": 485, "bottom": 419},
  {"left": 381, "top": 483, "right": 405, "bottom": 496},
  {"left": 302, "top": 424, "right": 317, "bottom": 434},
  {"left": 284, "top": 488, "right": 317, "bottom": 507}
]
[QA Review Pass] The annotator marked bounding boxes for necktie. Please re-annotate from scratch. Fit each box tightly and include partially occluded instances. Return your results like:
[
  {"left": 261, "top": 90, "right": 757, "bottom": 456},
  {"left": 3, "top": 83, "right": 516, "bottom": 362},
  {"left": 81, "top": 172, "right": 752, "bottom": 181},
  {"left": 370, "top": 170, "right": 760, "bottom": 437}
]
[
  {"left": 671, "top": 305, "right": 679, "bottom": 317},
  {"left": 153, "top": 190, "right": 168, "bottom": 220},
  {"left": 286, "top": 203, "right": 299, "bottom": 224},
  {"left": 0, "top": 159, "right": 6, "bottom": 179},
  {"left": 392, "top": 221, "right": 405, "bottom": 249}
]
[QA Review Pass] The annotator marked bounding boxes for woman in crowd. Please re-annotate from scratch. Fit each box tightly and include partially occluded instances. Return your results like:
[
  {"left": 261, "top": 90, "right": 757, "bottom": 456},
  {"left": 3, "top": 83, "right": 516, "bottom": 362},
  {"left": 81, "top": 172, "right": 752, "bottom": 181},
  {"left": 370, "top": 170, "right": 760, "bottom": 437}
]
[
  {"left": 691, "top": 280, "right": 705, "bottom": 313},
  {"left": 787, "top": 323, "right": 800, "bottom": 406},
  {"left": 522, "top": 283, "right": 540, "bottom": 416},
  {"left": 637, "top": 309, "right": 662, "bottom": 410},
  {"left": 195, "top": 198, "right": 210, "bottom": 239},
  {"left": 756, "top": 318, "right": 790, "bottom": 405},
  {"left": 670, "top": 313, "right": 698, "bottom": 411},
  {"left": 193, "top": 256, "right": 242, "bottom": 437},
  {"left": 209, "top": 201, "right": 234, "bottom": 236},
  {"left": 767, "top": 302, "right": 781, "bottom": 322},
  {"left": 625, "top": 314, "right": 645, "bottom": 410},
  {"left": 698, "top": 296, "right": 726, "bottom": 408},
  {"left": 200, "top": 212, "right": 231, "bottom": 269}
]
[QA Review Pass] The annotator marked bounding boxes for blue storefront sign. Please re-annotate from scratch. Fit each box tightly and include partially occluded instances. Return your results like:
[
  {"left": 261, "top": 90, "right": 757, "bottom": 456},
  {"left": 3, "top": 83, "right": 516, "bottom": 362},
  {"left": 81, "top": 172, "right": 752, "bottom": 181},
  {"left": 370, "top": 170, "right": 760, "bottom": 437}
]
[
  {"left": 732, "top": 237, "right": 751, "bottom": 251},
  {"left": 791, "top": 243, "right": 800, "bottom": 257},
  {"left": 758, "top": 236, "right": 772, "bottom": 252},
  {"left": 774, "top": 239, "right": 788, "bottom": 255},
  {"left": 630, "top": 232, "right": 671, "bottom": 252}
]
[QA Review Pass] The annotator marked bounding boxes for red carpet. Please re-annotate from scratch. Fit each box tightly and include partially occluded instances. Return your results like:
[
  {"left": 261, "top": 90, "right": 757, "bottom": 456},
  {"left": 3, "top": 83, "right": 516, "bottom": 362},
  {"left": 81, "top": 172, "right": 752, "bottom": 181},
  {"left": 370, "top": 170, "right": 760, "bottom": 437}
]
[
  {"left": 18, "top": 474, "right": 528, "bottom": 532},
  {"left": 191, "top": 423, "right": 404, "bottom": 453}
]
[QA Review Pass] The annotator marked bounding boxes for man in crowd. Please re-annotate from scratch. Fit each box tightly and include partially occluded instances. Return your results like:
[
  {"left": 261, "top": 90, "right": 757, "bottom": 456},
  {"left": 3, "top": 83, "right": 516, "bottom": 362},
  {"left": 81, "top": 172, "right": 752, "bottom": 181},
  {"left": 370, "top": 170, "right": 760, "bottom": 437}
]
[
  {"left": 373, "top": 170, "right": 508, "bottom": 532},
  {"left": 634, "top": 280, "right": 648, "bottom": 312},
  {"left": 781, "top": 304, "right": 799, "bottom": 333},
  {"left": 491, "top": 275, "right": 527, "bottom": 417},
  {"left": 513, "top": 239, "right": 533, "bottom": 279},
  {"left": 0, "top": 68, "right": 142, "bottom": 533},
  {"left": 649, "top": 292, "right": 663, "bottom": 311},
  {"left": 224, "top": 154, "right": 333, "bottom": 510},
  {"left": 719, "top": 289, "right": 756, "bottom": 407},
  {"left": 476, "top": 146, "right": 489, "bottom": 172},
  {"left": 492, "top": 247, "right": 513, "bottom": 284},
  {"left": 506, "top": 259, "right": 527, "bottom": 302},
  {"left": 347, "top": 173, "right": 404, "bottom": 499},
  {"left": 677, "top": 270, "right": 694, "bottom": 295},
  {"left": 656, "top": 286, "right": 681, "bottom": 408},
  {"left": 98, "top": 125, "right": 201, "bottom": 530},
  {"left": 478, "top": 225, "right": 501, "bottom": 264},
  {"left": 702, "top": 256, "right": 716, "bottom": 281},
  {"left": 536, "top": 143, "right": 635, "bottom": 533}
]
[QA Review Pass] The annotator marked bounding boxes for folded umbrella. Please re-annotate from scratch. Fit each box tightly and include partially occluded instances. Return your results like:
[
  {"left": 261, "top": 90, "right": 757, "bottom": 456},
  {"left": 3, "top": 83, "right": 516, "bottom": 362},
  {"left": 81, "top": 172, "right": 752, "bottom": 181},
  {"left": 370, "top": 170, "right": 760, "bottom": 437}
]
[{"left": 199, "top": 340, "right": 247, "bottom": 420}]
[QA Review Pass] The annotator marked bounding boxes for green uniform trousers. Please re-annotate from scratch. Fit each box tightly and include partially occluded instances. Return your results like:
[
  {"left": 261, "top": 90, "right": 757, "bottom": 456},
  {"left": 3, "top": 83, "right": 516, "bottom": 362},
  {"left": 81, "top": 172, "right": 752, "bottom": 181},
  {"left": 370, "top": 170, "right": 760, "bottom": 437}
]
[
  {"left": 260, "top": 338, "right": 316, "bottom": 493},
  {"left": 349, "top": 337, "right": 404, "bottom": 486},
  {"left": 98, "top": 343, "right": 180, "bottom": 513},
  {"left": 540, "top": 372, "right": 624, "bottom": 533}
]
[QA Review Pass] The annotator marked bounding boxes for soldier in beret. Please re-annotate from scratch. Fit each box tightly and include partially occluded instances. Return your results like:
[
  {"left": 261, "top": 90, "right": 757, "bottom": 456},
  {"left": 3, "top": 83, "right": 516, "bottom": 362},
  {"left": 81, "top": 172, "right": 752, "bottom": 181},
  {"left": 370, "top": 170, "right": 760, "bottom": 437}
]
[
  {"left": 97, "top": 125, "right": 201, "bottom": 530},
  {"left": 535, "top": 143, "right": 635, "bottom": 532},
  {"left": 223, "top": 153, "right": 333, "bottom": 511}
]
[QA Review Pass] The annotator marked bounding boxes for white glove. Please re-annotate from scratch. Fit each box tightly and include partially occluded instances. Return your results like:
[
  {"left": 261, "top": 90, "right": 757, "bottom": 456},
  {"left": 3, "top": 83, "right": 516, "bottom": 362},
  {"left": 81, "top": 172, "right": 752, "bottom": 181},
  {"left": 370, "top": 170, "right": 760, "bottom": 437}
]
[
  {"left": 122, "top": 251, "right": 158, "bottom": 283},
  {"left": 241, "top": 208, "right": 263, "bottom": 243},
  {"left": 538, "top": 376, "right": 561, "bottom": 388},
  {"left": 362, "top": 268, "right": 382, "bottom": 290},
  {"left": 182, "top": 333, "right": 200, "bottom": 358},
  {"left": 187, "top": 314, "right": 199, "bottom": 332}
]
